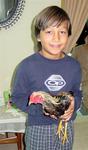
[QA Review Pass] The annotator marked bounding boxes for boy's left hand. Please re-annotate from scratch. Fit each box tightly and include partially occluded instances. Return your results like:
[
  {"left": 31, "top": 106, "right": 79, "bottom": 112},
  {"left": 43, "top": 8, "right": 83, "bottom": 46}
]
[{"left": 60, "top": 95, "right": 75, "bottom": 122}]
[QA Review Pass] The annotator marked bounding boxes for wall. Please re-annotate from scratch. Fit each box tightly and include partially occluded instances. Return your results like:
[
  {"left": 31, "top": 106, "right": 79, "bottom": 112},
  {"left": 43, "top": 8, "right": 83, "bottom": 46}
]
[{"left": 0, "top": 0, "right": 61, "bottom": 95}]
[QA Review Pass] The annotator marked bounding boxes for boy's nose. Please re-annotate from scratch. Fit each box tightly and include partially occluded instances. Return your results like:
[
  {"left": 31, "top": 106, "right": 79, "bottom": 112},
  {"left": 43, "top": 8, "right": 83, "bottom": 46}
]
[{"left": 53, "top": 32, "right": 60, "bottom": 41}]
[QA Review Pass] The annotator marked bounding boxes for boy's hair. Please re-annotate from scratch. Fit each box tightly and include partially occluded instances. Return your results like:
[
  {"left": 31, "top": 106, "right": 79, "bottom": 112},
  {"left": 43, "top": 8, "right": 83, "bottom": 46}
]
[{"left": 32, "top": 6, "right": 72, "bottom": 51}]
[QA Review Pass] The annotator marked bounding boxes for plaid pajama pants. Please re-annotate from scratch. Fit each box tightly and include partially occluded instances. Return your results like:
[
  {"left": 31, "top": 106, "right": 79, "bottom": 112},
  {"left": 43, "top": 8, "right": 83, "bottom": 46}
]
[{"left": 25, "top": 121, "right": 74, "bottom": 150}]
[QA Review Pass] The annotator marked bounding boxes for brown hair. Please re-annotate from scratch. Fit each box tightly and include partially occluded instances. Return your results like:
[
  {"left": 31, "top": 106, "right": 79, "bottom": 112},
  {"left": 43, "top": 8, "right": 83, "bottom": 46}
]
[{"left": 32, "top": 6, "right": 72, "bottom": 51}]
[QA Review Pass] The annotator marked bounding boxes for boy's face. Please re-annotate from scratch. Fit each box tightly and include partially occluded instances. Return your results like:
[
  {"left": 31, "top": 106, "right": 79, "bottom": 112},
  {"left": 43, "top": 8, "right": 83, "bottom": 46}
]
[{"left": 38, "top": 21, "right": 69, "bottom": 59}]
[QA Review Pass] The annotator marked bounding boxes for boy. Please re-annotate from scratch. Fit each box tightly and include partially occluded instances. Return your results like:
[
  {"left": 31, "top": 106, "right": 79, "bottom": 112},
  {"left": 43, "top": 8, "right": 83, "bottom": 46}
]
[{"left": 11, "top": 6, "right": 82, "bottom": 150}]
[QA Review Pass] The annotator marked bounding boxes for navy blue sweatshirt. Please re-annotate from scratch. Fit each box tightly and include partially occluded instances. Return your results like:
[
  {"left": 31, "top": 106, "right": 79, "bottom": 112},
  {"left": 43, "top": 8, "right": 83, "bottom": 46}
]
[{"left": 11, "top": 52, "right": 82, "bottom": 126}]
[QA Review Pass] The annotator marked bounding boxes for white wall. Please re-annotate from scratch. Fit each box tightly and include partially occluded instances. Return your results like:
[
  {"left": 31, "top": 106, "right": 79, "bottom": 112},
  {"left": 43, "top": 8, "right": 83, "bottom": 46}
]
[{"left": 0, "top": 0, "right": 61, "bottom": 94}]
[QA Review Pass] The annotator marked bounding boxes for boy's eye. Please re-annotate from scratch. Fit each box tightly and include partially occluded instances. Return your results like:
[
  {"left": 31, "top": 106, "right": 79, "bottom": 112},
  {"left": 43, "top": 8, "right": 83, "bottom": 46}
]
[
  {"left": 45, "top": 31, "right": 52, "bottom": 34},
  {"left": 60, "top": 30, "right": 67, "bottom": 34}
]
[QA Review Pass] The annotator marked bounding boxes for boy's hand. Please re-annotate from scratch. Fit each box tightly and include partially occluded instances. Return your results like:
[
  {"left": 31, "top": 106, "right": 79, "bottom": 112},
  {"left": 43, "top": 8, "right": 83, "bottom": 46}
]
[{"left": 60, "top": 95, "right": 74, "bottom": 122}]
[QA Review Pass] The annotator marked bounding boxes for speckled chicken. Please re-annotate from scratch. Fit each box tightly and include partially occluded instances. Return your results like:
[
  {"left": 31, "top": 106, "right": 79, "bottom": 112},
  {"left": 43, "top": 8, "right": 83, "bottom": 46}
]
[
  {"left": 29, "top": 91, "right": 73, "bottom": 144},
  {"left": 29, "top": 91, "right": 73, "bottom": 118}
]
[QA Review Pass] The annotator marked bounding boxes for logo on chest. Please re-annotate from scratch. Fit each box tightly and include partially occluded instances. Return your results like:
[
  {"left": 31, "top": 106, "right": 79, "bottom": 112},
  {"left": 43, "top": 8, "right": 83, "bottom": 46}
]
[{"left": 44, "top": 75, "right": 66, "bottom": 91}]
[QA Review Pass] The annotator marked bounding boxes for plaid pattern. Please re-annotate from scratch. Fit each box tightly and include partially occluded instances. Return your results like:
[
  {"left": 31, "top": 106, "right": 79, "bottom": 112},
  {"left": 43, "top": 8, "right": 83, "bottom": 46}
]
[{"left": 25, "top": 121, "right": 74, "bottom": 150}]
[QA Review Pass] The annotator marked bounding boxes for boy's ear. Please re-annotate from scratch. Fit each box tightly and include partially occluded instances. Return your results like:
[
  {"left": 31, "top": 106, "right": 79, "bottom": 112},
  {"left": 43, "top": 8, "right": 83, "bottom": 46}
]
[{"left": 37, "top": 35, "right": 41, "bottom": 42}]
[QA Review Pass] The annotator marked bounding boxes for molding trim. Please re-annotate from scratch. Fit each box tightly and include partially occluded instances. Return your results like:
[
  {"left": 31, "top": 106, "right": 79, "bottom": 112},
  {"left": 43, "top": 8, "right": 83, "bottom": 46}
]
[{"left": 0, "top": 0, "right": 25, "bottom": 29}]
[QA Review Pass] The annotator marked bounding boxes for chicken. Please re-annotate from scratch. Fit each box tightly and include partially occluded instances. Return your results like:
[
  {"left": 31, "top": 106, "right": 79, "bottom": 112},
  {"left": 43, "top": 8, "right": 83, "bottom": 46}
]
[
  {"left": 29, "top": 91, "right": 73, "bottom": 144},
  {"left": 29, "top": 91, "right": 73, "bottom": 117}
]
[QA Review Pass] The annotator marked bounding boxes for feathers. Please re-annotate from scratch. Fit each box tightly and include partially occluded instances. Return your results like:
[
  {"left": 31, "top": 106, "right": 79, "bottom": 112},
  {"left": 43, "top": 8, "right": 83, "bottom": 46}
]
[
  {"left": 29, "top": 91, "right": 73, "bottom": 144},
  {"left": 29, "top": 91, "right": 73, "bottom": 118}
]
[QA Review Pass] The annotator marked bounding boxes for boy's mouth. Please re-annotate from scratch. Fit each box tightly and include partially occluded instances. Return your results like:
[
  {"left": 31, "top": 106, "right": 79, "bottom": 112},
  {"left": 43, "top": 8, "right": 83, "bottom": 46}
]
[{"left": 50, "top": 44, "right": 62, "bottom": 48}]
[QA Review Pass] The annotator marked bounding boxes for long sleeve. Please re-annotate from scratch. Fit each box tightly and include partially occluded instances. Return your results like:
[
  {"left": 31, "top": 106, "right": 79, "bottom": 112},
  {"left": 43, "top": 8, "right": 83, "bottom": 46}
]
[
  {"left": 11, "top": 63, "right": 30, "bottom": 113},
  {"left": 72, "top": 65, "right": 82, "bottom": 112}
]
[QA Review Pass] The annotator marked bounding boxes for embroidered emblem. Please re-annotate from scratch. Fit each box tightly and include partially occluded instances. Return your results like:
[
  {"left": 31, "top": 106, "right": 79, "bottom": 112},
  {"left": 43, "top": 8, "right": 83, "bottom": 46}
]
[{"left": 44, "top": 75, "right": 66, "bottom": 91}]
